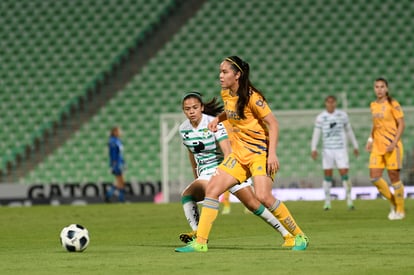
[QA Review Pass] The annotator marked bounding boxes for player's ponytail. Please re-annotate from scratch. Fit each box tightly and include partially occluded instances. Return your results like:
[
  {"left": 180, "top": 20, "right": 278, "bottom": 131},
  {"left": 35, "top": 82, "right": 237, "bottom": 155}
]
[
  {"left": 182, "top": 92, "right": 223, "bottom": 117},
  {"left": 375, "top": 77, "right": 392, "bottom": 104},
  {"left": 203, "top": 97, "right": 223, "bottom": 116},
  {"left": 225, "top": 56, "right": 266, "bottom": 119}
]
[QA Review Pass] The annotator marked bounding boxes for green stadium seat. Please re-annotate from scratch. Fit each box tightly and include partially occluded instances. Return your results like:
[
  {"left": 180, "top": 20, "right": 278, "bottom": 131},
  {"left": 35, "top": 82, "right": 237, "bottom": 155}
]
[{"left": 18, "top": 0, "right": 414, "bottom": 185}]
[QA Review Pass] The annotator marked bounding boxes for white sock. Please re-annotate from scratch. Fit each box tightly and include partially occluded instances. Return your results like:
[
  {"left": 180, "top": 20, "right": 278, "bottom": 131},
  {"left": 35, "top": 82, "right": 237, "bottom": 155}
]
[
  {"left": 322, "top": 180, "right": 332, "bottom": 206},
  {"left": 182, "top": 201, "right": 199, "bottom": 231},
  {"left": 342, "top": 180, "right": 353, "bottom": 206},
  {"left": 255, "top": 206, "right": 290, "bottom": 237}
]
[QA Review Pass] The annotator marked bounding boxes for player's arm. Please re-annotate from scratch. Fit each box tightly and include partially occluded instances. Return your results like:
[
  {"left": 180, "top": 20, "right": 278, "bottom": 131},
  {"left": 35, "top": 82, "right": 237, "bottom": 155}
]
[
  {"left": 262, "top": 112, "right": 279, "bottom": 174},
  {"left": 109, "top": 143, "right": 118, "bottom": 167},
  {"left": 215, "top": 122, "right": 231, "bottom": 157},
  {"left": 187, "top": 149, "right": 198, "bottom": 179},
  {"left": 387, "top": 117, "right": 405, "bottom": 152},
  {"left": 311, "top": 126, "right": 321, "bottom": 160},
  {"left": 208, "top": 112, "right": 227, "bottom": 132},
  {"left": 218, "top": 138, "right": 232, "bottom": 158},
  {"left": 365, "top": 126, "right": 374, "bottom": 152},
  {"left": 345, "top": 122, "right": 359, "bottom": 157}
]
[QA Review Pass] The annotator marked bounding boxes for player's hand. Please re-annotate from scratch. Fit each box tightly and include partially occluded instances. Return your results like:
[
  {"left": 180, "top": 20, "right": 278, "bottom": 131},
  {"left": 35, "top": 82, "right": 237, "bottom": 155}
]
[
  {"left": 354, "top": 148, "right": 359, "bottom": 158},
  {"left": 365, "top": 142, "right": 372, "bottom": 152},
  {"left": 208, "top": 117, "right": 219, "bottom": 132},
  {"left": 311, "top": 150, "right": 318, "bottom": 160},
  {"left": 267, "top": 154, "right": 279, "bottom": 175},
  {"left": 386, "top": 142, "right": 396, "bottom": 153}
]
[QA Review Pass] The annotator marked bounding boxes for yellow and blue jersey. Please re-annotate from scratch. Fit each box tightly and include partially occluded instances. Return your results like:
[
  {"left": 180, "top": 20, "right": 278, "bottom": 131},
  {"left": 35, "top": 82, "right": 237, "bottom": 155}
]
[
  {"left": 370, "top": 99, "right": 404, "bottom": 155},
  {"left": 221, "top": 88, "right": 271, "bottom": 165}
]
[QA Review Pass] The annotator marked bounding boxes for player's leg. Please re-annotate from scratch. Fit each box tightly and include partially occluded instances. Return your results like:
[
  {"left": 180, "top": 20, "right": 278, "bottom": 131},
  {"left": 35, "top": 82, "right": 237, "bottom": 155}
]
[
  {"left": 253, "top": 175, "right": 308, "bottom": 250},
  {"left": 115, "top": 174, "right": 126, "bottom": 202},
  {"left": 323, "top": 169, "right": 333, "bottom": 210},
  {"left": 232, "top": 181, "right": 294, "bottom": 247},
  {"left": 253, "top": 175, "right": 302, "bottom": 235},
  {"left": 369, "top": 153, "right": 396, "bottom": 218},
  {"left": 339, "top": 169, "right": 353, "bottom": 209},
  {"left": 179, "top": 179, "right": 208, "bottom": 243},
  {"left": 322, "top": 149, "right": 334, "bottom": 210},
  {"left": 105, "top": 169, "right": 123, "bottom": 202},
  {"left": 175, "top": 167, "right": 239, "bottom": 252},
  {"left": 221, "top": 190, "right": 231, "bottom": 214},
  {"left": 196, "top": 167, "right": 239, "bottom": 243},
  {"left": 250, "top": 155, "right": 308, "bottom": 250},
  {"left": 337, "top": 150, "right": 353, "bottom": 209},
  {"left": 386, "top": 146, "right": 405, "bottom": 219},
  {"left": 388, "top": 170, "right": 405, "bottom": 219},
  {"left": 105, "top": 182, "right": 116, "bottom": 202}
]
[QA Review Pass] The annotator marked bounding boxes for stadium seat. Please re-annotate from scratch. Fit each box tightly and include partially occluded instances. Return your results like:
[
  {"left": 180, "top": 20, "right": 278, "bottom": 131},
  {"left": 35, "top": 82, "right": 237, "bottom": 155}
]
[
  {"left": 19, "top": 0, "right": 414, "bottom": 185},
  {"left": 1, "top": 0, "right": 175, "bottom": 178}
]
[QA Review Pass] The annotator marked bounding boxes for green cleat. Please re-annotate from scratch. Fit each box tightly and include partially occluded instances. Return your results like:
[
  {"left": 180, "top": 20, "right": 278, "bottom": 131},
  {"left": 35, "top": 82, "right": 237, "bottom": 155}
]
[
  {"left": 175, "top": 240, "right": 208, "bottom": 253},
  {"left": 292, "top": 235, "right": 309, "bottom": 251}
]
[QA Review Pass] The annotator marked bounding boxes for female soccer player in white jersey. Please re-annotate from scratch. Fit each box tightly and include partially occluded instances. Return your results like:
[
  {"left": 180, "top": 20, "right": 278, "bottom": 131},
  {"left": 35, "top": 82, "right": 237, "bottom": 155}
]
[
  {"left": 178, "top": 92, "right": 294, "bottom": 247},
  {"left": 311, "top": 95, "right": 359, "bottom": 210}
]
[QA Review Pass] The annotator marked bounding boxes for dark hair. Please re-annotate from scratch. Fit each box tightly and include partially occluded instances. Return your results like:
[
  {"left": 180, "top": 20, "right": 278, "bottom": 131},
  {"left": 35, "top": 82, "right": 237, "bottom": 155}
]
[
  {"left": 325, "top": 95, "right": 336, "bottom": 102},
  {"left": 375, "top": 77, "right": 392, "bottom": 104},
  {"left": 182, "top": 92, "right": 223, "bottom": 117},
  {"left": 225, "top": 56, "right": 266, "bottom": 119},
  {"left": 110, "top": 126, "right": 119, "bottom": 137}
]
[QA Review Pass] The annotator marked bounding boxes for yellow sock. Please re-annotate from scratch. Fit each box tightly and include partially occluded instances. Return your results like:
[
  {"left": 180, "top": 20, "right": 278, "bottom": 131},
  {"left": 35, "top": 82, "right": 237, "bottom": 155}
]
[
  {"left": 391, "top": 181, "right": 405, "bottom": 213},
  {"left": 196, "top": 198, "right": 219, "bottom": 244},
  {"left": 372, "top": 178, "right": 395, "bottom": 205},
  {"left": 271, "top": 200, "right": 303, "bottom": 236},
  {"left": 221, "top": 191, "right": 231, "bottom": 208}
]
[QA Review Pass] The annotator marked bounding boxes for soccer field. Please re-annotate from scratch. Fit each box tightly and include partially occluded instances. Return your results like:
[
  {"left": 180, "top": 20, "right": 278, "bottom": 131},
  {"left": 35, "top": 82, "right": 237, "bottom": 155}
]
[{"left": 1, "top": 200, "right": 413, "bottom": 275}]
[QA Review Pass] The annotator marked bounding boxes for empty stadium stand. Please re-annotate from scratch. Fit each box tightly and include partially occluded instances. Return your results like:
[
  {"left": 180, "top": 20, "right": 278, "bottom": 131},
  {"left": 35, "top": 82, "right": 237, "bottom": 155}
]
[{"left": 3, "top": 0, "right": 412, "bottom": 185}]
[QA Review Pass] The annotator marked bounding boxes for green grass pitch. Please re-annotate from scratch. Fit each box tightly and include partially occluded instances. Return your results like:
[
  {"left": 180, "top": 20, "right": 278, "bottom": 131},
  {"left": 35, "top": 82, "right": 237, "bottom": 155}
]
[{"left": 0, "top": 199, "right": 413, "bottom": 275}]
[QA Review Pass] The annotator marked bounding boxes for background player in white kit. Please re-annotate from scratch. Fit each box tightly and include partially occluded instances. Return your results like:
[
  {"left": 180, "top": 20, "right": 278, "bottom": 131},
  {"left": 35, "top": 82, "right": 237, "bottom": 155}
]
[{"left": 311, "top": 95, "right": 359, "bottom": 210}]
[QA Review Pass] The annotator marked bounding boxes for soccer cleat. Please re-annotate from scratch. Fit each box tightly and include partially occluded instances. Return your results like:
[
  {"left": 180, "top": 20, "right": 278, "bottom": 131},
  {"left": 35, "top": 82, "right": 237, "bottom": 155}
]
[
  {"left": 323, "top": 203, "right": 331, "bottom": 211},
  {"left": 281, "top": 234, "right": 295, "bottom": 248},
  {"left": 389, "top": 211, "right": 405, "bottom": 220},
  {"left": 221, "top": 206, "right": 231, "bottom": 215},
  {"left": 175, "top": 240, "right": 208, "bottom": 253},
  {"left": 179, "top": 231, "right": 197, "bottom": 244},
  {"left": 387, "top": 206, "right": 396, "bottom": 220},
  {"left": 292, "top": 234, "right": 309, "bottom": 251},
  {"left": 348, "top": 204, "right": 355, "bottom": 210}
]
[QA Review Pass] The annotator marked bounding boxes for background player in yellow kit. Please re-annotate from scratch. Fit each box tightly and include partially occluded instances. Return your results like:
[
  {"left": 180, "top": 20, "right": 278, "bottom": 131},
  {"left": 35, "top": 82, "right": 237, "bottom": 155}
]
[
  {"left": 365, "top": 77, "right": 405, "bottom": 220},
  {"left": 175, "top": 56, "right": 308, "bottom": 252}
]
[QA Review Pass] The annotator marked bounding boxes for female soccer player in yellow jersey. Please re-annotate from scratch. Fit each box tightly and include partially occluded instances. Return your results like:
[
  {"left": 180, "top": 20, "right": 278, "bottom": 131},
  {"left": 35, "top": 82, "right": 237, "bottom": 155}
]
[
  {"left": 175, "top": 56, "right": 308, "bottom": 252},
  {"left": 178, "top": 92, "right": 294, "bottom": 247},
  {"left": 365, "top": 78, "right": 405, "bottom": 220}
]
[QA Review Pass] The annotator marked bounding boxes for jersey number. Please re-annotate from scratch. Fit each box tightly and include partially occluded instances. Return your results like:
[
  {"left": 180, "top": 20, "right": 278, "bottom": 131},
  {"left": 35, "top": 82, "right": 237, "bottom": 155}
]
[{"left": 223, "top": 157, "right": 237, "bottom": 169}]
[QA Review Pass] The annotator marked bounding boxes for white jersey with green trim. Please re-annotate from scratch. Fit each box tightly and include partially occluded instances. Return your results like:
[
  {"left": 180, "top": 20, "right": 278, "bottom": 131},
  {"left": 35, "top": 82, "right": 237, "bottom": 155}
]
[
  {"left": 312, "top": 109, "right": 358, "bottom": 150},
  {"left": 179, "top": 114, "right": 228, "bottom": 176}
]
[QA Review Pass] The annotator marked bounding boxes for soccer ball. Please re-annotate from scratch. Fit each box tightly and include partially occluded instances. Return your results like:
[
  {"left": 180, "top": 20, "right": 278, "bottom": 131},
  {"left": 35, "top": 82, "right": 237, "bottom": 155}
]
[{"left": 60, "top": 224, "right": 90, "bottom": 252}]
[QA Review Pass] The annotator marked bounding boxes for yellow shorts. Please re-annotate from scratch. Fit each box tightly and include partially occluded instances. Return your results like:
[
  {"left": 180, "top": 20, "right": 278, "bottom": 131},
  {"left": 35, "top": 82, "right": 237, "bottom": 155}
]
[
  {"left": 218, "top": 152, "right": 275, "bottom": 183},
  {"left": 369, "top": 145, "right": 403, "bottom": 170}
]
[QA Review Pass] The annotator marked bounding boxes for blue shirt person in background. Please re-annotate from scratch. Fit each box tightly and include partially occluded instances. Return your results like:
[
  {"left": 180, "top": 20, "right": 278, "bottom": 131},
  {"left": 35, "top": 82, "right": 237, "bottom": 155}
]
[{"left": 105, "top": 126, "right": 126, "bottom": 202}]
